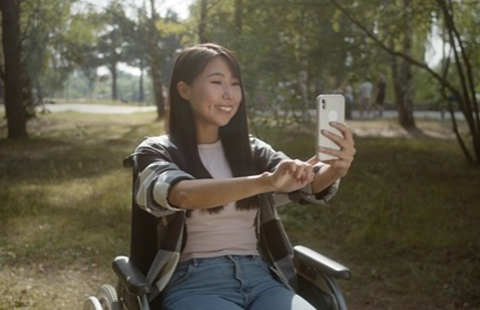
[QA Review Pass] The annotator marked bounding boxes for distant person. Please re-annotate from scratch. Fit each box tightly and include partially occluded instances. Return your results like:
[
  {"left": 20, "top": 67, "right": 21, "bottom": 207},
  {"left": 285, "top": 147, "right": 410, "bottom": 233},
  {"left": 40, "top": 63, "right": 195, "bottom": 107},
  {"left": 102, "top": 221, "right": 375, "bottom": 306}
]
[
  {"left": 374, "top": 75, "right": 387, "bottom": 117},
  {"left": 344, "top": 83, "right": 354, "bottom": 119},
  {"left": 358, "top": 78, "right": 373, "bottom": 117}
]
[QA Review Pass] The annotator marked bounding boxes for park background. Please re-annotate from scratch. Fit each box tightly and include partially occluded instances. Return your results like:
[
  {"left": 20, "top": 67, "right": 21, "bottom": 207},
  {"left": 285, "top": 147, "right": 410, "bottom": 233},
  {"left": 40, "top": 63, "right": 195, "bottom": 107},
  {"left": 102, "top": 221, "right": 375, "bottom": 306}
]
[{"left": 1, "top": 0, "right": 480, "bottom": 309}]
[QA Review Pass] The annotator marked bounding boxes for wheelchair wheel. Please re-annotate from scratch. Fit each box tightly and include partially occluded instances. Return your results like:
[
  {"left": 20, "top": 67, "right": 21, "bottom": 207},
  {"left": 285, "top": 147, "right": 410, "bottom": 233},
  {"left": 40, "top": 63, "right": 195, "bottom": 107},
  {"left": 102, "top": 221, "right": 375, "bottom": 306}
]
[
  {"left": 83, "top": 296, "right": 103, "bottom": 310},
  {"left": 96, "top": 284, "right": 122, "bottom": 310}
]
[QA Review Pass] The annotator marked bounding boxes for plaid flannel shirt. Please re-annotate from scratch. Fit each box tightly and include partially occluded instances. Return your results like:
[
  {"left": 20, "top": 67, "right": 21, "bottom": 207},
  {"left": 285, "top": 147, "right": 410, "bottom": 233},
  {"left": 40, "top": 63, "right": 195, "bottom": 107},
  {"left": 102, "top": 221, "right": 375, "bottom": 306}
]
[{"left": 133, "top": 135, "right": 340, "bottom": 300}]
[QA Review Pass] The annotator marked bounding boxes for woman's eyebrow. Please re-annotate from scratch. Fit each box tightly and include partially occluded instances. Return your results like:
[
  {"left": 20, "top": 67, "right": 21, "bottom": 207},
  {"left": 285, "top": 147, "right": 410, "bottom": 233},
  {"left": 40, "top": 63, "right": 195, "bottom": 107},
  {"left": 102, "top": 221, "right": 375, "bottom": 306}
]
[
  {"left": 206, "top": 72, "right": 239, "bottom": 80},
  {"left": 206, "top": 72, "right": 225, "bottom": 78}
]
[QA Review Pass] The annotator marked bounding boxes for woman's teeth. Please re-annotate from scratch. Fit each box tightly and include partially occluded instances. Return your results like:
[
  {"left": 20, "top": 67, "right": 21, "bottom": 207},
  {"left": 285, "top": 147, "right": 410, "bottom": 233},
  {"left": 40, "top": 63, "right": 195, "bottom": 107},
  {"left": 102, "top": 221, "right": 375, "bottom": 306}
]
[{"left": 218, "top": 106, "right": 232, "bottom": 112}]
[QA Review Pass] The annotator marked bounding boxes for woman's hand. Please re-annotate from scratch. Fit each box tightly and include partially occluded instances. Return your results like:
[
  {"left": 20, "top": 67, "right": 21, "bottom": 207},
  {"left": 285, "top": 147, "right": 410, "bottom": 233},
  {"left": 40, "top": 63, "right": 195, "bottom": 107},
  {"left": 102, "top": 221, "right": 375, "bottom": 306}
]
[
  {"left": 266, "top": 159, "right": 316, "bottom": 193},
  {"left": 314, "top": 122, "right": 356, "bottom": 177}
]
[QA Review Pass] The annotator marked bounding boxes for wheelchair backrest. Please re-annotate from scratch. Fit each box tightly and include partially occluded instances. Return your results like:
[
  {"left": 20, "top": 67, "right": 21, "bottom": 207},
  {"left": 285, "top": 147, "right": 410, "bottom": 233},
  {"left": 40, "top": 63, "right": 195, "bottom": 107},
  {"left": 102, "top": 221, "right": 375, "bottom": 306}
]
[{"left": 123, "top": 155, "right": 159, "bottom": 276}]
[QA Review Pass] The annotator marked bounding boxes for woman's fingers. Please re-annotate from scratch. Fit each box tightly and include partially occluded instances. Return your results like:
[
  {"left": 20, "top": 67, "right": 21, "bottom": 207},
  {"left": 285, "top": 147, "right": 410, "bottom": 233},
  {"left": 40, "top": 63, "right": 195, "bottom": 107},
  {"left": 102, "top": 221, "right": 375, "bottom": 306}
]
[
  {"left": 290, "top": 160, "right": 315, "bottom": 183},
  {"left": 319, "top": 122, "right": 356, "bottom": 176},
  {"left": 322, "top": 123, "right": 355, "bottom": 153},
  {"left": 274, "top": 160, "right": 315, "bottom": 190}
]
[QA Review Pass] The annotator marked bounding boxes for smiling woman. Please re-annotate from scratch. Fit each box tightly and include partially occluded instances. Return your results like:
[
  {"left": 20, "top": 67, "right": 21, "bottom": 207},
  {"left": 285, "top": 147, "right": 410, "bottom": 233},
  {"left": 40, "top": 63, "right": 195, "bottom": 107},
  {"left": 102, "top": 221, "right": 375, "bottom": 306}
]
[{"left": 127, "top": 42, "right": 356, "bottom": 309}]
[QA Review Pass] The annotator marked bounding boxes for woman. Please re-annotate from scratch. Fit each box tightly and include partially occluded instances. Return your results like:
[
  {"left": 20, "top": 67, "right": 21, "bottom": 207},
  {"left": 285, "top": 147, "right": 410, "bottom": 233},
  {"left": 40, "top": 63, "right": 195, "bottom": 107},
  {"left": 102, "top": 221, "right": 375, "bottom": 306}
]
[{"left": 133, "top": 43, "right": 355, "bottom": 310}]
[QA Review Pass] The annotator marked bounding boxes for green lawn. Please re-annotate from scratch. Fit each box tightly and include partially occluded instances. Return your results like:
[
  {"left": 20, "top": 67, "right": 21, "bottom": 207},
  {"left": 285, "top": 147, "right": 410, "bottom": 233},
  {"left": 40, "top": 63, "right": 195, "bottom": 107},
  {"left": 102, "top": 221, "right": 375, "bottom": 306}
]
[{"left": 0, "top": 111, "right": 479, "bottom": 309}]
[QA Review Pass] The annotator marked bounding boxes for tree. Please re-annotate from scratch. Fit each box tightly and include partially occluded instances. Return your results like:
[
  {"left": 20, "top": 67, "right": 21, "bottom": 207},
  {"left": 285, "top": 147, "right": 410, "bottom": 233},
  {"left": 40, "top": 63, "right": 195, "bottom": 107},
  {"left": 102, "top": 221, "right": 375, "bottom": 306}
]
[
  {"left": 234, "top": 0, "right": 242, "bottom": 36},
  {"left": 54, "top": 6, "right": 103, "bottom": 101},
  {"left": 436, "top": 0, "right": 480, "bottom": 164},
  {"left": 96, "top": 1, "right": 134, "bottom": 101},
  {"left": 21, "top": 0, "right": 75, "bottom": 107},
  {"left": 1, "top": 0, "right": 28, "bottom": 139},
  {"left": 124, "top": 4, "right": 150, "bottom": 103},
  {"left": 389, "top": 0, "right": 416, "bottom": 129},
  {"left": 198, "top": 0, "right": 209, "bottom": 43},
  {"left": 148, "top": 0, "right": 166, "bottom": 119},
  {"left": 330, "top": 0, "right": 480, "bottom": 164},
  {"left": 330, "top": 0, "right": 418, "bottom": 129}
]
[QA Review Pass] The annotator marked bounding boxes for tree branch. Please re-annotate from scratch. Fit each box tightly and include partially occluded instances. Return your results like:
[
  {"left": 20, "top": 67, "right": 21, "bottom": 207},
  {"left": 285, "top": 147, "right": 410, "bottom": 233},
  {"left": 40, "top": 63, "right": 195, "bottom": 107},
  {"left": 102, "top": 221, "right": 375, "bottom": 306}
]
[{"left": 329, "top": 0, "right": 457, "bottom": 95}]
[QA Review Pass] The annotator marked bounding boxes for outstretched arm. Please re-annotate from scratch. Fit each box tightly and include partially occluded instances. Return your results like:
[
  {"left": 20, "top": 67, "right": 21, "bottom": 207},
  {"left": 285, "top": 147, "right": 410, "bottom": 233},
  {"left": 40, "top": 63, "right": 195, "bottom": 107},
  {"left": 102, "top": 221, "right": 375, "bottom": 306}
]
[{"left": 169, "top": 159, "right": 316, "bottom": 210}]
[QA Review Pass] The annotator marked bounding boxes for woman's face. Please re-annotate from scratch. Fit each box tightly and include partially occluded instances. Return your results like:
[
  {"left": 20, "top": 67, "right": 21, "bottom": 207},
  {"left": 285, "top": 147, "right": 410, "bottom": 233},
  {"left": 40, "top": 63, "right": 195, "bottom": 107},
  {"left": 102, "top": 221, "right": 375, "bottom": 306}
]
[{"left": 178, "top": 56, "right": 242, "bottom": 140}]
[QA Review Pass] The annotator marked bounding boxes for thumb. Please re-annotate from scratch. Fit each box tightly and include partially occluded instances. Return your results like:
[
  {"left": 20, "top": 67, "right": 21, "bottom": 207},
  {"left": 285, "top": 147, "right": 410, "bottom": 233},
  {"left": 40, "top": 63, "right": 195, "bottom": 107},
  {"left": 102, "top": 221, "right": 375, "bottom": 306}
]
[{"left": 306, "top": 155, "right": 319, "bottom": 166}]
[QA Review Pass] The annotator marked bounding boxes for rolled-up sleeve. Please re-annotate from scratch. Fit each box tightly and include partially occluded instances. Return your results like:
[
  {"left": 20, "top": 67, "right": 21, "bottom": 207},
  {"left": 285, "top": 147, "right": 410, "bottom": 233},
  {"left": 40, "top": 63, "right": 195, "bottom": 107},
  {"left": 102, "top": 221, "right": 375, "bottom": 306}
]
[
  {"left": 135, "top": 161, "right": 194, "bottom": 217},
  {"left": 133, "top": 136, "right": 195, "bottom": 218},
  {"left": 288, "top": 178, "right": 340, "bottom": 205}
]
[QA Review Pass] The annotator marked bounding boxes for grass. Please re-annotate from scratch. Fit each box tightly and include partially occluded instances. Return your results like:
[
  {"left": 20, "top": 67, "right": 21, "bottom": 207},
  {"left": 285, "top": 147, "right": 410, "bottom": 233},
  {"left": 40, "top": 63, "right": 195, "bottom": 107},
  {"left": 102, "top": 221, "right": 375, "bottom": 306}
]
[{"left": 1, "top": 110, "right": 479, "bottom": 309}]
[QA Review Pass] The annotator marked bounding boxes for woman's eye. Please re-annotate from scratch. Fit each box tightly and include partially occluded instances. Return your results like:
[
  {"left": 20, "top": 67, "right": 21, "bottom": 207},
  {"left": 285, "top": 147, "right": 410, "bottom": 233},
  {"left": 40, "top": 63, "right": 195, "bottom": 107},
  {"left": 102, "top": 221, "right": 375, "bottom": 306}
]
[{"left": 211, "top": 81, "right": 222, "bottom": 85}]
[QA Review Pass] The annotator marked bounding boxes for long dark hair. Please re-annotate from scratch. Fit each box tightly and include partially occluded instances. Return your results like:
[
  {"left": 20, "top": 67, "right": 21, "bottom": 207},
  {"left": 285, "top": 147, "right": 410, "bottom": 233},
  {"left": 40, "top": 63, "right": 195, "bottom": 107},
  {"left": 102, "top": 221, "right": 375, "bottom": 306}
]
[{"left": 166, "top": 43, "right": 259, "bottom": 211}]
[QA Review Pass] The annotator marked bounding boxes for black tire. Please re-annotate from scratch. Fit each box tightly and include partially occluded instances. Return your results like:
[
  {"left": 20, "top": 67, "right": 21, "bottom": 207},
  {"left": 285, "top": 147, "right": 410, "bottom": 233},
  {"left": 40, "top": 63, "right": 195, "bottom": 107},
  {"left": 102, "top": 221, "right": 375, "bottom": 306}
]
[{"left": 96, "top": 284, "right": 122, "bottom": 310}]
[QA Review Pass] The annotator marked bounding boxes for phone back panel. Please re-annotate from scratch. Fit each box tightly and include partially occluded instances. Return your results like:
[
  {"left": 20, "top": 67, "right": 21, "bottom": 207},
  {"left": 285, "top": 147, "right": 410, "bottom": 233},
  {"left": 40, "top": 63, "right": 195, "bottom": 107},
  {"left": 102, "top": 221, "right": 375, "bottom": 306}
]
[{"left": 316, "top": 94, "right": 345, "bottom": 161}]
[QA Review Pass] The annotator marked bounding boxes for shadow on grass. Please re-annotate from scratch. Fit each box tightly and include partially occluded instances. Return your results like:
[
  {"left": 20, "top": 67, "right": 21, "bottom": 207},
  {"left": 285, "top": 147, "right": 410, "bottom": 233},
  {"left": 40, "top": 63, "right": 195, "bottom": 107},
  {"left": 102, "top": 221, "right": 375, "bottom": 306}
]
[{"left": 0, "top": 114, "right": 160, "bottom": 267}]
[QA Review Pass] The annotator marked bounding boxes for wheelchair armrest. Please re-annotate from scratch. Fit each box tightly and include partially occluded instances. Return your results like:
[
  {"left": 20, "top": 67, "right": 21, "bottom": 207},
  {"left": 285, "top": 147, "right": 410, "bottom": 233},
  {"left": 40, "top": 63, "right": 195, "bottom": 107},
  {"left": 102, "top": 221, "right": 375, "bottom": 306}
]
[
  {"left": 112, "top": 256, "right": 151, "bottom": 296},
  {"left": 294, "top": 245, "right": 351, "bottom": 280}
]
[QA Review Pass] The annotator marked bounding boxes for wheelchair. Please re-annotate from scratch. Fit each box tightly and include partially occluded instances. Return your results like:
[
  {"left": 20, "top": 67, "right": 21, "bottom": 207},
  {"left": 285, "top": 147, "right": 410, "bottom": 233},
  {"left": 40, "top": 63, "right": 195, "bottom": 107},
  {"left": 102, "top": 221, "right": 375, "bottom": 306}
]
[{"left": 83, "top": 155, "right": 351, "bottom": 310}]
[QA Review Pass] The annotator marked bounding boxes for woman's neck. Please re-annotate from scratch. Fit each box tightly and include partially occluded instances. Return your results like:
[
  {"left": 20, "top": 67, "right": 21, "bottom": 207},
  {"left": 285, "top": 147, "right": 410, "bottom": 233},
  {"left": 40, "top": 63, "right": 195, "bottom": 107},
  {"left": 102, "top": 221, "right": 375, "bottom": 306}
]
[{"left": 196, "top": 127, "right": 220, "bottom": 144}]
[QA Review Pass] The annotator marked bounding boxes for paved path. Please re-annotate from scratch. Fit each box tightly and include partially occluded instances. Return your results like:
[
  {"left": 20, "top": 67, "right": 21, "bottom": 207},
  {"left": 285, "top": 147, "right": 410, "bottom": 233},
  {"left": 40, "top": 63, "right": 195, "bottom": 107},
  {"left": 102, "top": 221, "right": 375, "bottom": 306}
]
[
  {"left": 303, "top": 109, "right": 465, "bottom": 121},
  {"left": 39, "top": 103, "right": 156, "bottom": 114},
  {"left": 348, "top": 109, "right": 465, "bottom": 120}
]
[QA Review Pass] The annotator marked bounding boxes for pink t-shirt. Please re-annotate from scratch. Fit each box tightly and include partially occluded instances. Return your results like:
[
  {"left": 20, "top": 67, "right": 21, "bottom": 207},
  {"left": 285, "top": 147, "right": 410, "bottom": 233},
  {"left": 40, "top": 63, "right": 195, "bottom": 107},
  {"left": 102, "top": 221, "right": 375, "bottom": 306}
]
[{"left": 180, "top": 140, "right": 259, "bottom": 261}]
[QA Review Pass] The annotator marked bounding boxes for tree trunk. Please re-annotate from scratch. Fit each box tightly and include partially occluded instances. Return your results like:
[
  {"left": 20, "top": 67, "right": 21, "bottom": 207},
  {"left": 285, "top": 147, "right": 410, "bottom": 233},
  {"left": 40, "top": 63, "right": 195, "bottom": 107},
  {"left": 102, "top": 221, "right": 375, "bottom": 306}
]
[
  {"left": 150, "top": 66, "right": 165, "bottom": 119},
  {"left": 392, "top": 0, "right": 416, "bottom": 130},
  {"left": 198, "top": 0, "right": 208, "bottom": 43},
  {"left": 139, "top": 62, "right": 144, "bottom": 103},
  {"left": 21, "top": 61, "right": 35, "bottom": 117},
  {"left": 391, "top": 57, "right": 415, "bottom": 129},
  {"left": 34, "top": 76, "right": 45, "bottom": 112},
  {"left": 1, "top": 0, "right": 28, "bottom": 139},
  {"left": 109, "top": 62, "right": 118, "bottom": 101},
  {"left": 148, "top": 0, "right": 165, "bottom": 119},
  {"left": 234, "top": 0, "right": 243, "bottom": 36}
]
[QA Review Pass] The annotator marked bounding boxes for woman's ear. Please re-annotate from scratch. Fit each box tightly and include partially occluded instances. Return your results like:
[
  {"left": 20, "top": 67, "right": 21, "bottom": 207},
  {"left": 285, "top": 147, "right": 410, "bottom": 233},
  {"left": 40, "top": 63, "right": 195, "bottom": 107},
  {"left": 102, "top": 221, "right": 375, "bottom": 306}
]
[{"left": 177, "top": 81, "right": 190, "bottom": 100}]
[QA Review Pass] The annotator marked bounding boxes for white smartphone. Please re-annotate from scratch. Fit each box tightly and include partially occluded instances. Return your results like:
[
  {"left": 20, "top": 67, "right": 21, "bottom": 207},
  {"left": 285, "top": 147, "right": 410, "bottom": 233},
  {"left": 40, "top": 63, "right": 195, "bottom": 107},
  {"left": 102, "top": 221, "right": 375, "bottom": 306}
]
[{"left": 316, "top": 94, "right": 345, "bottom": 161}]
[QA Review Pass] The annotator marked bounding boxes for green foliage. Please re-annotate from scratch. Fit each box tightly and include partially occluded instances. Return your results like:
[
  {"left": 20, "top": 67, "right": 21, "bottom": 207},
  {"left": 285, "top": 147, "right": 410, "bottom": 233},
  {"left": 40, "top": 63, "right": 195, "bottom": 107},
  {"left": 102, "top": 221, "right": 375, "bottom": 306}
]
[
  {"left": 6, "top": 0, "right": 478, "bottom": 117},
  {"left": 18, "top": 0, "right": 77, "bottom": 101}
]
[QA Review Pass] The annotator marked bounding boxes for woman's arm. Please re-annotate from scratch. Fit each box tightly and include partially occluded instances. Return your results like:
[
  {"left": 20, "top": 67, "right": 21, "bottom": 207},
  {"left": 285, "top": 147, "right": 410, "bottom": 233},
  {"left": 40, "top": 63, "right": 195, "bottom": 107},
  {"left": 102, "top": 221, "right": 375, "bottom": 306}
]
[{"left": 169, "top": 159, "right": 316, "bottom": 210}]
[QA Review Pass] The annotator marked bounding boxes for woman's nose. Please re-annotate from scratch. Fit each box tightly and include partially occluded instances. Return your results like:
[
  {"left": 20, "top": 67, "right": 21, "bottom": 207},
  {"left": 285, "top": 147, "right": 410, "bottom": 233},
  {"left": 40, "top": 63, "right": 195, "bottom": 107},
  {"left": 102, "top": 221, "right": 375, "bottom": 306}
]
[{"left": 222, "top": 85, "right": 233, "bottom": 99}]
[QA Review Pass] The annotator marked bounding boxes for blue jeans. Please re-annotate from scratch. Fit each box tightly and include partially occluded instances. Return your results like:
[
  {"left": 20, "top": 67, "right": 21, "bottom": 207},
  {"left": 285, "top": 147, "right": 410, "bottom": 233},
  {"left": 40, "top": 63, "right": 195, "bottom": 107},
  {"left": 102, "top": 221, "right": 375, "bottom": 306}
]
[{"left": 161, "top": 255, "right": 316, "bottom": 310}]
